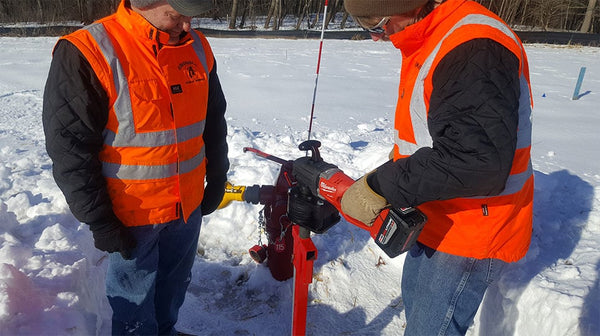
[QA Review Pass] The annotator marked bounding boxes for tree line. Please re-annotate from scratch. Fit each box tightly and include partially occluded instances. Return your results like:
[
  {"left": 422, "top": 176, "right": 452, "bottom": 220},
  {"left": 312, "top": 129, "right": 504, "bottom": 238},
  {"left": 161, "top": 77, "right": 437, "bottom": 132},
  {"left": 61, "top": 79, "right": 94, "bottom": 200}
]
[{"left": 0, "top": 0, "right": 598, "bottom": 34}]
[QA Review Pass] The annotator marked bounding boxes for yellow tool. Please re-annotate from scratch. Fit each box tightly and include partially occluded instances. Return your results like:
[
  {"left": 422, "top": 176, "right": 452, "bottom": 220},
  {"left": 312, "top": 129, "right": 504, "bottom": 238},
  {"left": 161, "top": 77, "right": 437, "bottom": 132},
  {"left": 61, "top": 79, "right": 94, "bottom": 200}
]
[{"left": 217, "top": 182, "right": 246, "bottom": 209}]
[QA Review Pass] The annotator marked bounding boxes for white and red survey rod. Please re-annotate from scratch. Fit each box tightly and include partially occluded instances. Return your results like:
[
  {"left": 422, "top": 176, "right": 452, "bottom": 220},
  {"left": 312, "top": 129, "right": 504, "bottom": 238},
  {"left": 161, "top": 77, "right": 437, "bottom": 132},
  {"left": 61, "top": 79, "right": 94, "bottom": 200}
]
[
  {"left": 307, "top": 0, "right": 329, "bottom": 141},
  {"left": 292, "top": 1, "right": 329, "bottom": 335}
]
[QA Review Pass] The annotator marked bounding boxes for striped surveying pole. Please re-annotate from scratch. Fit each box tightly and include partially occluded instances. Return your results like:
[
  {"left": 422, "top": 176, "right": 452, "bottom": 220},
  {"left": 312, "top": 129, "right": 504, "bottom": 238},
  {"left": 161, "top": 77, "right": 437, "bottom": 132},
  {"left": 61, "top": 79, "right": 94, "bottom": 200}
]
[
  {"left": 307, "top": 0, "right": 329, "bottom": 140},
  {"left": 292, "top": 1, "right": 329, "bottom": 335},
  {"left": 572, "top": 67, "right": 587, "bottom": 100}
]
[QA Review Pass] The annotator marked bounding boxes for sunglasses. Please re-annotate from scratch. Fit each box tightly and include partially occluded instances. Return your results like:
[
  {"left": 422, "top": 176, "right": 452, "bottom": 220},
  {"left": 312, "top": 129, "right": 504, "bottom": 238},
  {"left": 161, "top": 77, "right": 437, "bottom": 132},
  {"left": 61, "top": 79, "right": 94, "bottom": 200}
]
[{"left": 356, "top": 16, "right": 390, "bottom": 34}]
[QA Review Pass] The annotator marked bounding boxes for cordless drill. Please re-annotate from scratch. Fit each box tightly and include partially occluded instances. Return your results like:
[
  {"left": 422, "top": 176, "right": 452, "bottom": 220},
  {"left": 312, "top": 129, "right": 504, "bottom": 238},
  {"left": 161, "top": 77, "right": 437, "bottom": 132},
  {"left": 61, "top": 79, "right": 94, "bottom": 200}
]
[{"left": 292, "top": 140, "right": 427, "bottom": 258}]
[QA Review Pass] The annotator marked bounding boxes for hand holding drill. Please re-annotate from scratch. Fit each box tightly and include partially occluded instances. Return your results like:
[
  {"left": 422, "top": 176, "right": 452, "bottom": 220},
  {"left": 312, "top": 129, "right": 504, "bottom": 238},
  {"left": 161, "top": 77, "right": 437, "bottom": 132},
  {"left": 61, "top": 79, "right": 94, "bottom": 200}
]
[
  {"left": 290, "top": 140, "right": 427, "bottom": 258},
  {"left": 291, "top": 140, "right": 387, "bottom": 226}
]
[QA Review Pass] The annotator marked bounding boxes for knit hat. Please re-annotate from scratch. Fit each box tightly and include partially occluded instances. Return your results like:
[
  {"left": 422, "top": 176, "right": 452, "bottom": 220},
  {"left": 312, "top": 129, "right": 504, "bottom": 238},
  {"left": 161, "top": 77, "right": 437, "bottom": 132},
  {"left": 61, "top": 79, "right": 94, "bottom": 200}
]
[
  {"left": 344, "top": 0, "right": 429, "bottom": 17},
  {"left": 130, "top": 0, "right": 213, "bottom": 16}
]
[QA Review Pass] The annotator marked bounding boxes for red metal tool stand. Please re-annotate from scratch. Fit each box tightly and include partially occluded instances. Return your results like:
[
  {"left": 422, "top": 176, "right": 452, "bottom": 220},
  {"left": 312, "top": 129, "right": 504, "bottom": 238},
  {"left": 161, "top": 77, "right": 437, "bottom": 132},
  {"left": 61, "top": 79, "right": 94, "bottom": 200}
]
[{"left": 291, "top": 226, "right": 317, "bottom": 336}]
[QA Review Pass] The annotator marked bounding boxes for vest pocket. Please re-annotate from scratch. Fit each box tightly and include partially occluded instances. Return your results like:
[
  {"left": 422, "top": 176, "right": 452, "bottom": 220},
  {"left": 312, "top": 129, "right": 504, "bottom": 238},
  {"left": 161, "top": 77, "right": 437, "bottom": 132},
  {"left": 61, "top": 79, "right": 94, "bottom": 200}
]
[
  {"left": 129, "top": 79, "right": 172, "bottom": 132},
  {"left": 106, "top": 176, "right": 180, "bottom": 226}
]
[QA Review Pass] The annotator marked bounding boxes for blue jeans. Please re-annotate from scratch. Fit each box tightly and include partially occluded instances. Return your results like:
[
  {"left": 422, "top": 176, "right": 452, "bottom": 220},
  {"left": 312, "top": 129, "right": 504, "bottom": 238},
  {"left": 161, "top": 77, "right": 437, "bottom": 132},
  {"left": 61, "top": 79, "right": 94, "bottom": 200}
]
[
  {"left": 106, "top": 208, "right": 202, "bottom": 336},
  {"left": 402, "top": 243, "right": 506, "bottom": 336}
]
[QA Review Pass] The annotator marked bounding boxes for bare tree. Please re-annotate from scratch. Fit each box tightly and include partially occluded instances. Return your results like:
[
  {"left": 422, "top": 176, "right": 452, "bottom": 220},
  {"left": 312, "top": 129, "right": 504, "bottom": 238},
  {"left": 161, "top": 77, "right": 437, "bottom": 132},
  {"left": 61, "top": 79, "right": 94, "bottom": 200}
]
[
  {"left": 324, "top": 0, "right": 342, "bottom": 28},
  {"left": 339, "top": 10, "right": 350, "bottom": 29},
  {"left": 310, "top": 0, "right": 322, "bottom": 28},
  {"left": 229, "top": 0, "right": 239, "bottom": 29},
  {"left": 295, "top": 0, "right": 311, "bottom": 29},
  {"left": 264, "top": 0, "right": 283, "bottom": 30},
  {"left": 264, "top": 0, "right": 277, "bottom": 28},
  {"left": 581, "top": 0, "right": 598, "bottom": 32},
  {"left": 239, "top": 0, "right": 248, "bottom": 28},
  {"left": 36, "top": 0, "right": 44, "bottom": 23}
]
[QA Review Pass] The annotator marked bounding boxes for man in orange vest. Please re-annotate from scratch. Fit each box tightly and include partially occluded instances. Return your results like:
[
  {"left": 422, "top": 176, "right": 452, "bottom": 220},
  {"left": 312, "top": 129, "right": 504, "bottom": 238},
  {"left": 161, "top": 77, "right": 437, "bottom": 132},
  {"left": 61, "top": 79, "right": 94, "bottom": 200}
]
[
  {"left": 293, "top": 0, "right": 533, "bottom": 334},
  {"left": 42, "top": 0, "right": 228, "bottom": 334}
]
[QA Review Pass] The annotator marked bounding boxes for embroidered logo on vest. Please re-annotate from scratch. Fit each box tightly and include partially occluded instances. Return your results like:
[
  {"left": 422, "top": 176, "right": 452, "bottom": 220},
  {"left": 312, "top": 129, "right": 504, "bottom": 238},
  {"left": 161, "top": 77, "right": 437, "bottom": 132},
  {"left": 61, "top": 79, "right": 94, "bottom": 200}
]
[{"left": 178, "top": 61, "right": 204, "bottom": 84}]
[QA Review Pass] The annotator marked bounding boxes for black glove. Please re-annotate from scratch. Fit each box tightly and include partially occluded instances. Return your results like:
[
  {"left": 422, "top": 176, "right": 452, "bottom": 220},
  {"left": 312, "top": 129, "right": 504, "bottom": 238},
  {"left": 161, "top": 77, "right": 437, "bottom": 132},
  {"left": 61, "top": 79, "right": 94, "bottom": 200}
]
[
  {"left": 292, "top": 156, "right": 339, "bottom": 198},
  {"left": 201, "top": 178, "right": 226, "bottom": 216},
  {"left": 91, "top": 223, "right": 137, "bottom": 260}
]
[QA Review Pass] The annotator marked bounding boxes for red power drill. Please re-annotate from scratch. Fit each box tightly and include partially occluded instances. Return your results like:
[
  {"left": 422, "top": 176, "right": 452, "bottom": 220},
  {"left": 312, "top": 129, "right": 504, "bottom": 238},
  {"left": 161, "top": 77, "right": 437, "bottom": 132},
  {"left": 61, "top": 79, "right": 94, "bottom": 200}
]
[{"left": 291, "top": 140, "right": 427, "bottom": 258}]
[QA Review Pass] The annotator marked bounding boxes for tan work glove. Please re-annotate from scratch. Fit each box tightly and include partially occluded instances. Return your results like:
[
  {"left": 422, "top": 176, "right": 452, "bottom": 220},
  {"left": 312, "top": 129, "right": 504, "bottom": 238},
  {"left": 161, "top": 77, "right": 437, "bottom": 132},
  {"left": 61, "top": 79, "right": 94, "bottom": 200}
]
[{"left": 340, "top": 173, "right": 389, "bottom": 226}]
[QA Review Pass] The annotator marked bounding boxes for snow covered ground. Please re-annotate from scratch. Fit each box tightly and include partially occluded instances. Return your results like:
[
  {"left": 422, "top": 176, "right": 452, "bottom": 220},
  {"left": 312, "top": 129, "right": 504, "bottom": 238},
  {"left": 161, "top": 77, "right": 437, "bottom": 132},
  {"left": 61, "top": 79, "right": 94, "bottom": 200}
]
[{"left": 0, "top": 34, "right": 598, "bottom": 335}]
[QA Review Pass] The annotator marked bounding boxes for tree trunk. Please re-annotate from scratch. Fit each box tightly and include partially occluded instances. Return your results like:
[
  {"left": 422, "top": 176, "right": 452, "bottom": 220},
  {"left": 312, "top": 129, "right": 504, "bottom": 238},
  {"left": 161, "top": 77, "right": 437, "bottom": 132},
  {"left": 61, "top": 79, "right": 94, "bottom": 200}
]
[
  {"left": 36, "top": 0, "right": 44, "bottom": 23},
  {"left": 580, "top": 0, "right": 598, "bottom": 33},
  {"left": 311, "top": 1, "right": 322, "bottom": 28},
  {"left": 239, "top": 0, "right": 248, "bottom": 29},
  {"left": 519, "top": 0, "right": 529, "bottom": 26},
  {"left": 229, "top": 0, "right": 239, "bottom": 29},
  {"left": 325, "top": 0, "right": 340, "bottom": 29},
  {"left": 85, "top": 0, "right": 93, "bottom": 24},
  {"left": 295, "top": 0, "right": 310, "bottom": 30},
  {"left": 340, "top": 11, "right": 349, "bottom": 29},
  {"left": 265, "top": 0, "right": 277, "bottom": 28},
  {"left": 245, "top": 0, "right": 255, "bottom": 29},
  {"left": 277, "top": 0, "right": 288, "bottom": 29},
  {"left": 563, "top": 0, "right": 570, "bottom": 31},
  {"left": 275, "top": 0, "right": 284, "bottom": 29},
  {"left": 266, "top": 0, "right": 282, "bottom": 30}
]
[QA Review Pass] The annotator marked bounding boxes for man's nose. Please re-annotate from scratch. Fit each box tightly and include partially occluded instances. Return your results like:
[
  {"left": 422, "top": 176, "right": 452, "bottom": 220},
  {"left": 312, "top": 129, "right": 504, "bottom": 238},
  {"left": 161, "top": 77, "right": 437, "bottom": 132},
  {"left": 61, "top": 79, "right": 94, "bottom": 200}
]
[{"left": 370, "top": 32, "right": 384, "bottom": 41}]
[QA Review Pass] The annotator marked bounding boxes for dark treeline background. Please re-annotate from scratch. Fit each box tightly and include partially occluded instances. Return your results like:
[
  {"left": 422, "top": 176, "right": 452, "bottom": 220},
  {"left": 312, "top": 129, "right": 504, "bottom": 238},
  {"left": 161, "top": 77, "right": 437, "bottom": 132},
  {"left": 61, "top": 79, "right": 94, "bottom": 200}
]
[{"left": 0, "top": 0, "right": 598, "bottom": 33}]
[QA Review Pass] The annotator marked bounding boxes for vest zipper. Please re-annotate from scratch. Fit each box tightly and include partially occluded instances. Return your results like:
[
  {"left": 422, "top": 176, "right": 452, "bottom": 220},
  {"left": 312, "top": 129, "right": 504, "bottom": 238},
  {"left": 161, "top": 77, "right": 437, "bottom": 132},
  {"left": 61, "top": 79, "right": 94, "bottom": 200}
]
[
  {"left": 481, "top": 204, "right": 489, "bottom": 216},
  {"left": 171, "top": 102, "right": 178, "bottom": 173},
  {"left": 171, "top": 102, "right": 182, "bottom": 215}
]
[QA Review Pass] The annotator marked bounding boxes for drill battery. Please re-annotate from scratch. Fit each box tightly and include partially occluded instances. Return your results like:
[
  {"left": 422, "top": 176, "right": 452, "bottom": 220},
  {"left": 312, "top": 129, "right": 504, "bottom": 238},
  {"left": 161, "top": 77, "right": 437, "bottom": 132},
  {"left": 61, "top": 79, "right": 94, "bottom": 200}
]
[{"left": 372, "top": 207, "right": 427, "bottom": 258}]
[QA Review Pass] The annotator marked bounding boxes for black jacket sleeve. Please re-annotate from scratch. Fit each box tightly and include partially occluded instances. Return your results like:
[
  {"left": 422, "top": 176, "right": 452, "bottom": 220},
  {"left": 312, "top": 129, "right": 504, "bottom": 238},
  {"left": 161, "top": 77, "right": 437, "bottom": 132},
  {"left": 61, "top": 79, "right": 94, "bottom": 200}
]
[
  {"left": 199, "top": 61, "right": 229, "bottom": 215},
  {"left": 202, "top": 61, "right": 229, "bottom": 183},
  {"left": 370, "top": 38, "right": 521, "bottom": 209},
  {"left": 42, "top": 39, "right": 122, "bottom": 233}
]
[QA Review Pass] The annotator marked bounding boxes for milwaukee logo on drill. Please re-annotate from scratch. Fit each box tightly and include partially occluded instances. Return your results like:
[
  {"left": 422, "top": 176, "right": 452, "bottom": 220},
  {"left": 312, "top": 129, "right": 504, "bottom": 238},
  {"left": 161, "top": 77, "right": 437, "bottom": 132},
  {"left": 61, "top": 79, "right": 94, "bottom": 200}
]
[{"left": 319, "top": 181, "right": 337, "bottom": 196}]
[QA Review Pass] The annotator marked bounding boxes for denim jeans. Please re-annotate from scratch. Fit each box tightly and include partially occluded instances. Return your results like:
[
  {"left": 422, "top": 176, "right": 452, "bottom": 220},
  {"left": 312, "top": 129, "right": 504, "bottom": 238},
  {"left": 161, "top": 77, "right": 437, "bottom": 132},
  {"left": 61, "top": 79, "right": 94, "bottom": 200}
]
[
  {"left": 401, "top": 243, "right": 506, "bottom": 336},
  {"left": 106, "top": 208, "right": 202, "bottom": 336}
]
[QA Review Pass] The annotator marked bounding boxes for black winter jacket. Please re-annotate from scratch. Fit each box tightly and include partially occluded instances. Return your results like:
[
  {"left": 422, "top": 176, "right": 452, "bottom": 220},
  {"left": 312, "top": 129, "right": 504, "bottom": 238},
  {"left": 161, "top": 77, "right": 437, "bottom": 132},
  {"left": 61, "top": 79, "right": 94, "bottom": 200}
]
[
  {"left": 369, "top": 38, "right": 521, "bottom": 209},
  {"left": 42, "top": 39, "right": 229, "bottom": 233}
]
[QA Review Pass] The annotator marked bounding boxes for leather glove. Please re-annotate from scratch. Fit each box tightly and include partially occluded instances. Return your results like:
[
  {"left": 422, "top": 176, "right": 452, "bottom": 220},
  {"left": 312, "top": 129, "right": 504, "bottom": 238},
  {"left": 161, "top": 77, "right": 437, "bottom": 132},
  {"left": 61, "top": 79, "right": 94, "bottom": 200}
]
[
  {"left": 201, "top": 178, "right": 226, "bottom": 216},
  {"left": 91, "top": 224, "right": 137, "bottom": 260},
  {"left": 340, "top": 173, "right": 389, "bottom": 226},
  {"left": 293, "top": 156, "right": 339, "bottom": 197}
]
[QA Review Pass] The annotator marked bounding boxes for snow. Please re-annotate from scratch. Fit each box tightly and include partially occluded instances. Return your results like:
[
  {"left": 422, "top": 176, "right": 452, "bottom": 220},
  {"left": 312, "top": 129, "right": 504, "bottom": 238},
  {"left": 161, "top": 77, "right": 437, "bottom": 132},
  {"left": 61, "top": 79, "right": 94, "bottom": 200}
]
[{"left": 0, "top": 34, "right": 599, "bottom": 335}]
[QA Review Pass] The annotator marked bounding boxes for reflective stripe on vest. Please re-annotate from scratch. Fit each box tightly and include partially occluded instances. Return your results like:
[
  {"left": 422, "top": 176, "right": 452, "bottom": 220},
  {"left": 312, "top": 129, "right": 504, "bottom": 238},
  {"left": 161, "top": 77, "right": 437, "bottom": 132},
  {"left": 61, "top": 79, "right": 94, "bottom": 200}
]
[
  {"left": 84, "top": 23, "right": 208, "bottom": 181},
  {"left": 395, "top": 13, "right": 533, "bottom": 197}
]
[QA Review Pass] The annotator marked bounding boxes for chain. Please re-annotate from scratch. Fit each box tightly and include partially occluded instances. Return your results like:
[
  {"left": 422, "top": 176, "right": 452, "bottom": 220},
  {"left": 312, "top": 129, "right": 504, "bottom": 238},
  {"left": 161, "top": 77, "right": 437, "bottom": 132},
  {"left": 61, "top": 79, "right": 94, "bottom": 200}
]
[
  {"left": 257, "top": 208, "right": 293, "bottom": 245},
  {"left": 279, "top": 214, "right": 293, "bottom": 242},
  {"left": 257, "top": 207, "right": 266, "bottom": 246}
]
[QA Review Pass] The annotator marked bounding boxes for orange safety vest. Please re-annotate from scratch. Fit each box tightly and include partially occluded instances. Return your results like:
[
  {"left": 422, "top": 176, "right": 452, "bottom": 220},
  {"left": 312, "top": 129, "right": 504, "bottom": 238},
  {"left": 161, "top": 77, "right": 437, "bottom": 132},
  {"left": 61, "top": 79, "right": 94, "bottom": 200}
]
[
  {"left": 390, "top": 0, "right": 533, "bottom": 262},
  {"left": 62, "top": 1, "right": 214, "bottom": 226}
]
